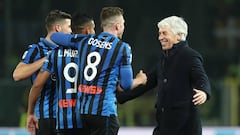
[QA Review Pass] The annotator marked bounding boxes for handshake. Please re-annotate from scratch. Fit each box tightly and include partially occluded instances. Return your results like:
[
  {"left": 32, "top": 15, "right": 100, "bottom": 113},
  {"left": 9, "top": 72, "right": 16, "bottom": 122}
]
[{"left": 118, "top": 70, "right": 147, "bottom": 92}]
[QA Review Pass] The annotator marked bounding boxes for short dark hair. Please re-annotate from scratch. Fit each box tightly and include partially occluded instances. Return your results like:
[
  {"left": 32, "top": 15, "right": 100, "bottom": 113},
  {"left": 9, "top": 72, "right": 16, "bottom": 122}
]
[
  {"left": 45, "top": 9, "right": 71, "bottom": 31},
  {"left": 71, "top": 12, "right": 93, "bottom": 33},
  {"left": 100, "top": 7, "right": 123, "bottom": 27}
]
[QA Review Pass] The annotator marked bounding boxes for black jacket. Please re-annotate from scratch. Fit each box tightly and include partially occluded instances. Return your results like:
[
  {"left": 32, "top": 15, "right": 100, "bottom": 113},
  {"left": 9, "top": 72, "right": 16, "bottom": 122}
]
[
  {"left": 117, "top": 41, "right": 211, "bottom": 135},
  {"left": 117, "top": 41, "right": 211, "bottom": 106}
]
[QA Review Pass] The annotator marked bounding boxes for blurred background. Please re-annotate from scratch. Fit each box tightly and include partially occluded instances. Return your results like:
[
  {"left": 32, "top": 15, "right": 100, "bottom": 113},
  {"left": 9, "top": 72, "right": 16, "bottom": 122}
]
[{"left": 1, "top": 0, "right": 240, "bottom": 130}]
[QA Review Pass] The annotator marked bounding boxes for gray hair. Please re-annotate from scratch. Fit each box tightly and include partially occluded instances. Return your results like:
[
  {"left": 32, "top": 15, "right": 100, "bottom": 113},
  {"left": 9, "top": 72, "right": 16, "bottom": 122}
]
[{"left": 157, "top": 16, "right": 188, "bottom": 41}]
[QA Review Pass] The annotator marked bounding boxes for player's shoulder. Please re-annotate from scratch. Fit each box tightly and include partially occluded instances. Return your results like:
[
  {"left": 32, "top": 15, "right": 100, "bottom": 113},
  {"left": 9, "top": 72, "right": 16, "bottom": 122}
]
[
  {"left": 27, "top": 43, "right": 39, "bottom": 48},
  {"left": 120, "top": 41, "right": 131, "bottom": 49},
  {"left": 24, "top": 43, "right": 40, "bottom": 52},
  {"left": 20, "top": 43, "right": 40, "bottom": 60},
  {"left": 71, "top": 34, "right": 92, "bottom": 42}
]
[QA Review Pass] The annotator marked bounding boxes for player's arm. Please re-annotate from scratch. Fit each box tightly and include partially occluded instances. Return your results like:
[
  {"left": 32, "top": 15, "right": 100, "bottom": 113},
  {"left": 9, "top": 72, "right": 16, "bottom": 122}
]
[
  {"left": 131, "top": 70, "right": 147, "bottom": 89},
  {"left": 119, "top": 66, "right": 147, "bottom": 90},
  {"left": 27, "top": 69, "right": 51, "bottom": 115},
  {"left": 117, "top": 67, "right": 157, "bottom": 104},
  {"left": 119, "top": 44, "right": 147, "bottom": 90},
  {"left": 50, "top": 32, "right": 87, "bottom": 48},
  {"left": 26, "top": 49, "right": 54, "bottom": 132},
  {"left": 28, "top": 50, "right": 55, "bottom": 114},
  {"left": 13, "top": 58, "right": 46, "bottom": 81},
  {"left": 26, "top": 69, "right": 50, "bottom": 132}
]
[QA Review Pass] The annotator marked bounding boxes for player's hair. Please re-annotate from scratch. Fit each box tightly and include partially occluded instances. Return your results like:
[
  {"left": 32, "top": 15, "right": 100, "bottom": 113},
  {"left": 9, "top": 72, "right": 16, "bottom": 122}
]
[
  {"left": 100, "top": 7, "right": 124, "bottom": 28},
  {"left": 71, "top": 12, "right": 94, "bottom": 34},
  {"left": 157, "top": 16, "right": 188, "bottom": 41},
  {"left": 45, "top": 9, "right": 72, "bottom": 31}
]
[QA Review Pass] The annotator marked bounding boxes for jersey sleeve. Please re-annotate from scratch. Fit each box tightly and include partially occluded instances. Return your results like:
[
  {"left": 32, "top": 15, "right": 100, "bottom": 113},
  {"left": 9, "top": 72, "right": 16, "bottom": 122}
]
[
  {"left": 41, "top": 50, "right": 55, "bottom": 74},
  {"left": 119, "top": 65, "right": 133, "bottom": 90},
  {"left": 51, "top": 32, "right": 87, "bottom": 48},
  {"left": 20, "top": 44, "right": 39, "bottom": 64},
  {"left": 117, "top": 65, "right": 158, "bottom": 104},
  {"left": 119, "top": 43, "right": 133, "bottom": 90},
  {"left": 121, "top": 44, "right": 132, "bottom": 65}
]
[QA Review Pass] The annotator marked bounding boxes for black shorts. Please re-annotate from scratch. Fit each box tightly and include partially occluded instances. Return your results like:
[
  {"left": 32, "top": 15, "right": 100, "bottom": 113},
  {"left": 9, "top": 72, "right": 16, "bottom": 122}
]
[
  {"left": 81, "top": 114, "right": 120, "bottom": 135},
  {"left": 36, "top": 118, "right": 57, "bottom": 135},
  {"left": 57, "top": 128, "right": 90, "bottom": 135}
]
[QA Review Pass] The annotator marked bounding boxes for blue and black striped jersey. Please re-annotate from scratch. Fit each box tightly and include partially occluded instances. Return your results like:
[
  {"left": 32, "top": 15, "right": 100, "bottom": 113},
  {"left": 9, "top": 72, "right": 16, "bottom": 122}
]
[
  {"left": 78, "top": 32, "right": 133, "bottom": 116},
  {"left": 51, "top": 32, "right": 133, "bottom": 117},
  {"left": 51, "top": 32, "right": 134, "bottom": 116},
  {"left": 21, "top": 38, "right": 57, "bottom": 119},
  {"left": 42, "top": 46, "right": 83, "bottom": 129}
]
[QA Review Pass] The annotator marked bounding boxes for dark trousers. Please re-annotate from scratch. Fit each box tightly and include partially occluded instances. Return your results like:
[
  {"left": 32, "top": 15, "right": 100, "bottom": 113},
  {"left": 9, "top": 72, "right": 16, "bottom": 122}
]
[
  {"left": 153, "top": 106, "right": 202, "bottom": 135},
  {"left": 36, "top": 118, "right": 57, "bottom": 135},
  {"left": 81, "top": 114, "right": 120, "bottom": 135}
]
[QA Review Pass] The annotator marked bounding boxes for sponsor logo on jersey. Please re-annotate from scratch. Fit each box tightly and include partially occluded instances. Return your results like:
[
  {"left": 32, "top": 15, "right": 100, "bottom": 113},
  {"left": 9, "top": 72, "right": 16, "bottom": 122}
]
[
  {"left": 58, "top": 99, "right": 77, "bottom": 108},
  {"left": 78, "top": 84, "right": 103, "bottom": 94}
]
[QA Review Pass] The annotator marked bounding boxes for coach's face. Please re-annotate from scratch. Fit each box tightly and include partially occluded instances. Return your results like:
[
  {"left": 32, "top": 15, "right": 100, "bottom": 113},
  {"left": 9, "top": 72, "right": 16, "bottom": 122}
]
[{"left": 158, "top": 26, "right": 180, "bottom": 50}]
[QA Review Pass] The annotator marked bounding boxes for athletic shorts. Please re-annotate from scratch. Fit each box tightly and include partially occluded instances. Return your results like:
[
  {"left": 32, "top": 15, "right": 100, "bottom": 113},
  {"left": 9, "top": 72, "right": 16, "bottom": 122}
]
[
  {"left": 36, "top": 118, "right": 57, "bottom": 135},
  {"left": 81, "top": 114, "right": 120, "bottom": 135}
]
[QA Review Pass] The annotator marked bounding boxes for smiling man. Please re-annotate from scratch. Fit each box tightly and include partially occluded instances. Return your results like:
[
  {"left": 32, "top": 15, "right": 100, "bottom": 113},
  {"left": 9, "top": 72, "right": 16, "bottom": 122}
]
[{"left": 117, "top": 16, "right": 211, "bottom": 135}]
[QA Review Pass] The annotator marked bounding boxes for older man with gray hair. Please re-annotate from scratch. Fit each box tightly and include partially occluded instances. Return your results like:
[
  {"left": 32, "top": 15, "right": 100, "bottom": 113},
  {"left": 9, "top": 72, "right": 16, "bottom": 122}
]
[{"left": 117, "top": 15, "right": 211, "bottom": 135}]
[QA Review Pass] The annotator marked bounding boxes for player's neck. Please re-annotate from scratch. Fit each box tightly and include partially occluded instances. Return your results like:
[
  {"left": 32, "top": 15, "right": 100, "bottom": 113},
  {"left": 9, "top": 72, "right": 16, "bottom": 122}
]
[{"left": 103, "top": 29, "right": 118, "bottom": 38}]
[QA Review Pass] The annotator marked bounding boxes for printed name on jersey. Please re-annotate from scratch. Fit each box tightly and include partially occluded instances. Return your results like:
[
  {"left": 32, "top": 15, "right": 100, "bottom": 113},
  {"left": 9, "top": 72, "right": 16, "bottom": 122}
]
[
  {"left": 88, "top": 37, "right": 112, "bottom": 50},
  {"left": 58, "top": 99, "right": 77, "bottom": 108},
  {"left": 58, "top": 49, "right": 78, "bottom": 58}
]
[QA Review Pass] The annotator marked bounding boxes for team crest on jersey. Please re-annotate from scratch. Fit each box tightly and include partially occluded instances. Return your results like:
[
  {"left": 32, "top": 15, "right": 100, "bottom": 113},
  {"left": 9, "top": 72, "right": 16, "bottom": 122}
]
[{"left": 51, "top": 73, "right": 56, "bottom": 81}]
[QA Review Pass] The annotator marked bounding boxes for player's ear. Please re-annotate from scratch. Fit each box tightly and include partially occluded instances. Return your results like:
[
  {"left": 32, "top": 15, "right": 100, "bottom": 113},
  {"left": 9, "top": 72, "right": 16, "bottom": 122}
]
[
  {"left": 86, "top": 27, "right": 92, "bottom": 34},
  {"left": 55, "top": 24, "right": 61, "bottom": 32},
  {"left": 81, "top": 27, "right": 88, "bottom": 34},
  {"left": 115, "top": 23, "right": 120, "bottom": 31}
]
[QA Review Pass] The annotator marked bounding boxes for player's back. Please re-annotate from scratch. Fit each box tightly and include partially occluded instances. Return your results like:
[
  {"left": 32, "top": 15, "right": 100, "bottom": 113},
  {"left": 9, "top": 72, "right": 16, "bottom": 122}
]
[
  {"left": 42, "top": 45, "right": 84, "bottom": 130},
  {"left": 78, "top": 32, "right": 132, "bottom": 117}
]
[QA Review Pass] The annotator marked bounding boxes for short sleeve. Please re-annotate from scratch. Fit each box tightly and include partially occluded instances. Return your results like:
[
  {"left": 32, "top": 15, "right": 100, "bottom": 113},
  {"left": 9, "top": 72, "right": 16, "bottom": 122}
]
[
  {"left": 41, "top": 50, "right": 55, "bottom": 74},
  {"left": 21, "top": 44, "right": 39, "bottom": 64}
]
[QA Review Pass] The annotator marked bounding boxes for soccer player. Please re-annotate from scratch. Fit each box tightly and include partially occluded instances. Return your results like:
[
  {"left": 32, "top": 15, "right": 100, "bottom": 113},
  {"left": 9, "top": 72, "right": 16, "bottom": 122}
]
[
  {"left": 13, "top": 10, "right": 72, "bottom": 135},
  {"left": 50, "top": 7, "right": 147, "bottom": 135},
  {"left": 27, "top": 13, "right": 95, "bottom": 135}
]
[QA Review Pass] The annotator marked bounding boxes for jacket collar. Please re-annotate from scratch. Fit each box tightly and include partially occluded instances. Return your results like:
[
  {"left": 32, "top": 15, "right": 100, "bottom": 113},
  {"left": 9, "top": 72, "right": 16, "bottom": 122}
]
[{"left": 162, "top": 41, "right": 188, "bottom": 57}]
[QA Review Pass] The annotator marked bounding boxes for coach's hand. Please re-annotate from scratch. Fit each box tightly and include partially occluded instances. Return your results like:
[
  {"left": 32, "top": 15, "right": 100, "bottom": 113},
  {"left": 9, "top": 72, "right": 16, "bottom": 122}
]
[{"left": 192, "top": 89, "right": 207, "bottom": 105}]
